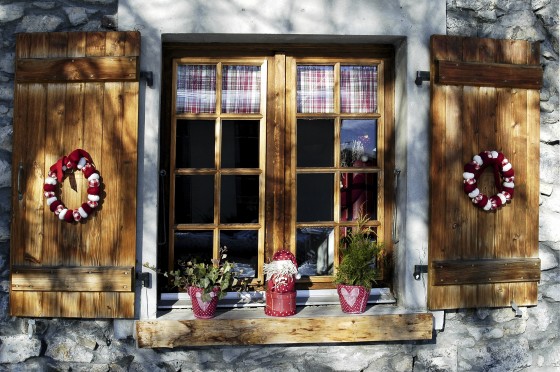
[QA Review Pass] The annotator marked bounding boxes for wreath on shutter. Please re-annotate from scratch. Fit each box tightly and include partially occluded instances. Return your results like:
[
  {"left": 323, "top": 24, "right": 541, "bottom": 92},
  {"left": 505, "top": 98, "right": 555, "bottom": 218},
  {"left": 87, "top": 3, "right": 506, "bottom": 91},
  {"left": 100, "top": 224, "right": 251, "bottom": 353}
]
[
  {"left": 463, "top": 150, "right": 515, "bottom": 211},
  {"left": 43, "top": 149, "right": 102, "bottom": 222}
]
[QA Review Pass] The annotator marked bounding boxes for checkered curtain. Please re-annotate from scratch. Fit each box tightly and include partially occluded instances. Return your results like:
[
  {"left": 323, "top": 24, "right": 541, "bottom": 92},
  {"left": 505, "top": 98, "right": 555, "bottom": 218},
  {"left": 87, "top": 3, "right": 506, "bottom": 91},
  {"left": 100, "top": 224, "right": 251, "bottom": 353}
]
[
  {"left": 176, "top": 65, "right": 216, "bottom": 114},
  {"left": 222, "top": 65, "right": 261, "bottom": 113},
  {"left": 297, "top": 65, "right": 334, "bottom": 113},
  {"left": 341, "top": 65, "right": 378, "bottom": 113}
]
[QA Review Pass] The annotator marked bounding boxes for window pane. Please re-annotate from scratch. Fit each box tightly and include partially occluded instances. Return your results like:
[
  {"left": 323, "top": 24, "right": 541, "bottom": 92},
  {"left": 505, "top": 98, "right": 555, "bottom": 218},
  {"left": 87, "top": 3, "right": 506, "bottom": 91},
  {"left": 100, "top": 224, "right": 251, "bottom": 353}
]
[
  {"left": 297, "top": 65, "right": 334, "bottom": 113},
  {"left": 296, "top": 227, "right": 334, "bottom": 277},
  {"left": 297, "top": 119, "right": 333, "bottom": 167},
  {"left": 222, "top": 65, "right": 261, "bottom": 114},
  {"left": 297, "top": 173, "right": 333, "bottom": 222},
  {"left": 176, "top": 65, "right": 216, "bottom": 113},
  {"left": 340, "top": 172, "right": 378, "bottom": 221},
  {"left": 220, "top": 230, "right": 258, "bottom": 278},
  {"left": 221, "top": 175, "right": 259, "bottom": 223},
  {"left": 176, "top": 120, "right": 215, "bottom": 168},
  {"left": 174, "top": 231, "right": 213, "bottom": 263},
  {"left": 222, "top": 120, "right": 259, "bottom": 168},
  {"left": 341, "top": 65, "right": 378, "bottom": 113},
  {"left": 340, "top": 119, "right": 377, "bottom": 167},
  {"left": 175, "top": 175, "right": 214, "bottom": 224}
]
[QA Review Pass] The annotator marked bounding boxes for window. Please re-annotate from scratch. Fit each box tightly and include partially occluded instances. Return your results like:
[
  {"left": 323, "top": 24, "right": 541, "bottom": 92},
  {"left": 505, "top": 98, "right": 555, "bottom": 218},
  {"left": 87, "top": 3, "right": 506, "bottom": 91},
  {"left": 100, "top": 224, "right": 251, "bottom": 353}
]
[{"left": 160, "top": 44, "right": 395, "bottom": 295}]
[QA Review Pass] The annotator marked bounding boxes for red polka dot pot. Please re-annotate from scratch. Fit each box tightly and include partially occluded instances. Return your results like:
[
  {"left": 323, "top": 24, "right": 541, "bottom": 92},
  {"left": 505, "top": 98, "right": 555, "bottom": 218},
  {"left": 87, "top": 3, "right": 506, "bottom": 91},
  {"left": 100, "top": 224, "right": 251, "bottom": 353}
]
[
  {"left": 189, "top": 286, "right": 219, "bottom": 319},
  {"left": 337, "top": 284, "right": 369, "bottom": 314},
  {"left": 265, "top": 290, "right": 297, "bottom": 317}
]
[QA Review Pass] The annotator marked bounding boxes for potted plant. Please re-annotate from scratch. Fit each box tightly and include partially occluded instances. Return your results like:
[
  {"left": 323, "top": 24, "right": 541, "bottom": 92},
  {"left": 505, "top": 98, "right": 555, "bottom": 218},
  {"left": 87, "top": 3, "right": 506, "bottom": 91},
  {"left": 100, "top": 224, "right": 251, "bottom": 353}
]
[
  {"left": 146, "top": 247, "right": 245, "bottom": 319},
  {"left": 334, "top": 213, "right": 384, "bottom": 314}
]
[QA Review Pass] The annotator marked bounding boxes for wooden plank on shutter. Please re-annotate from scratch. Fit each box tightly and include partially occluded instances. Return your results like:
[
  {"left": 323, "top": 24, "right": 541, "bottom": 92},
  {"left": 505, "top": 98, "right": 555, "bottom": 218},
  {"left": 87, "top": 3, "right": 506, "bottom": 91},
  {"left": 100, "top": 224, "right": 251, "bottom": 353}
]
[
  {"left": 428, "top": 35, "right": 542, "bottom": 310},
  {"left": 436, "top": 60, "right": 543, "bottom": 89},
  {"left": 11, "top": 266, "right": 134, "bottom": 291},
  {"left": 10, "top": 31, "right": 139, "bottom": 318}
]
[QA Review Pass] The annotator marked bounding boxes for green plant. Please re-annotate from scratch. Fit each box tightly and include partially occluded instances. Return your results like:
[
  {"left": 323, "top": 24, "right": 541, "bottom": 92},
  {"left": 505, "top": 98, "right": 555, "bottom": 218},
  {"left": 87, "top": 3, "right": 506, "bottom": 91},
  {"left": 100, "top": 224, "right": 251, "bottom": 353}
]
[
  {"left": 334, "top": 213, "right": 384, "bottom": 291},
  {"left": 144, "top": 247, "right": 247, "bottom": 302}
]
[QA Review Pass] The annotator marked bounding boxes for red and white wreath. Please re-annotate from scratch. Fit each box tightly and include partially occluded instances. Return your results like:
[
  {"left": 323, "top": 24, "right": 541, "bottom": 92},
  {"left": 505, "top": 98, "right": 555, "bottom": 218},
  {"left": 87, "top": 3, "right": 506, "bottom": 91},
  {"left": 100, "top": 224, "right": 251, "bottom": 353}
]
[
  {"left": 43, "top": 149, "right": 101, "bottom": 223},
  {"left": 463, "top": 150, "right": 514, "bottom": 211}
]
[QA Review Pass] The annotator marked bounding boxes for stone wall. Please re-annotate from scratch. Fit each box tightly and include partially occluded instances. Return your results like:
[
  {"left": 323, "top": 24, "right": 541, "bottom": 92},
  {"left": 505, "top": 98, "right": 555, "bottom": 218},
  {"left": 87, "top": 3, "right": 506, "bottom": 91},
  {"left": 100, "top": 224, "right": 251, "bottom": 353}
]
[{"left": 0, "top": 0, "right": 558, "bottom": 371}]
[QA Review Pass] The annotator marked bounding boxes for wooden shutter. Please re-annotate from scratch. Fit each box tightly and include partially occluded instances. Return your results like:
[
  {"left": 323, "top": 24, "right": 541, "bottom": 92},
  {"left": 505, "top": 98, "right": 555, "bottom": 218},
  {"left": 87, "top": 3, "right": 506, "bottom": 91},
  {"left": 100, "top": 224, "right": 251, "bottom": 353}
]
[
  {"left": 428, "top": 35, "right": 542, "bottom": 310},
  {"left": 10, "top": 31, "right": 139, "bottom": 318}
]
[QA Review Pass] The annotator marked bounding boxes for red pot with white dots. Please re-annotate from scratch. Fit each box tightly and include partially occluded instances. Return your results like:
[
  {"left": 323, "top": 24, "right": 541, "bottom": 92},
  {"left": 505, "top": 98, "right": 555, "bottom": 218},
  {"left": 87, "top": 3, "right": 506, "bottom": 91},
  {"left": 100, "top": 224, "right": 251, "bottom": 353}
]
[
  {"left": 337, "top": 284, "right": 369, "bottom": 314},
  {"left": 189, "top": 286, "right": 219, "bottom": 319},
  {"left": 263, "top": 249, "right": 300, "bottom": 317}
]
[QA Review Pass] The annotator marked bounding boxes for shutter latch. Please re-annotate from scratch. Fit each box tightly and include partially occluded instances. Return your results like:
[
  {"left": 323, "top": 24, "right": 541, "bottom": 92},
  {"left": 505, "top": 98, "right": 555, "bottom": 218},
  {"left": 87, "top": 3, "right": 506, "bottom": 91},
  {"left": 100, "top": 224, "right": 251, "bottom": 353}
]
[
  {"left": 140, "top": 70, "right": 154, "bottom": 88},
  {"left": 413, "top": 265, "right": 428, "bottom": 280},
  {"left": 415, "top": 71, "right": 430, "bottom": 86}
]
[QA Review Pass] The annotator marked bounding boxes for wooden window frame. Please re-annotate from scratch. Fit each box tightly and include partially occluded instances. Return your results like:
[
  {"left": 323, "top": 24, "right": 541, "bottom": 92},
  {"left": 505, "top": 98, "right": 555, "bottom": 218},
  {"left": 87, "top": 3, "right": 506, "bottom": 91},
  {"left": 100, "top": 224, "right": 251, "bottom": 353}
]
[{"left": 160, "top": 43, "right": 396, "bottom": 292}]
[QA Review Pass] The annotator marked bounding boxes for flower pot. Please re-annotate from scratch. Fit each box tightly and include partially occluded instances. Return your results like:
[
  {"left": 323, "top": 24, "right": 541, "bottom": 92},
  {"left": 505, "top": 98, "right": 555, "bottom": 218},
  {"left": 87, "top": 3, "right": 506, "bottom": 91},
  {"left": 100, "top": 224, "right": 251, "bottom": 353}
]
[
  {"left": 337, "top": 284, "right": 369, "bottom": 314},
  {"left": 189, "top": 286, "right": 219, "bottom": 319},
  {"left": 265, "top": 290, "right": 296, "bottom": 317}
]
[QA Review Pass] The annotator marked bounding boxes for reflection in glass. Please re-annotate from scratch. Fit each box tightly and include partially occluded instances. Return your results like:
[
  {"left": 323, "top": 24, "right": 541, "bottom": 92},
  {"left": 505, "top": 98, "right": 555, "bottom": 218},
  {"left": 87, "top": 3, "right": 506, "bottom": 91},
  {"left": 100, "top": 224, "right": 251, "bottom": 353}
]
[
  {"left": 176, "top": 65, "right": 216, "bottom": 114},
  {"left": 175, "top": 175, "right": 214, "bottom": 224},
  {"left": 297, "top": 119, "right": 334, "bottom": 167},
  {"left": 222, "top": 65, "right": 261, "bottom": 114},
  {"left": 221, "top": 175, "right": 259, "bottom": 223},
  {"left": 296, "top": 65, "right": 334, "bottom": 113},
  {"left": 340, "top": 172, "right": 377, "bottom": 221},
  {"left": 340, "top": 65, "right": 378, "bottom": 113},
  {"left": 220, "top": 230, "right": 258, "bottom": 278},
  {"left": 340, "top": 119, "right": 377, "bottom": 167},
  {"left": 296, "top": 227, "right": 334, "bottom": 277},
  {"left": 174, "top": 231, "right": 213, "bottom": 263},
  {"left": 176, "top": 120, "right": 215, "bottom": 169},
  {"left": 222, "top": 120, "right": 259, "bottom": 168},
  {"left": 297, "top": 173, "right": 333, "bottom": 222}
]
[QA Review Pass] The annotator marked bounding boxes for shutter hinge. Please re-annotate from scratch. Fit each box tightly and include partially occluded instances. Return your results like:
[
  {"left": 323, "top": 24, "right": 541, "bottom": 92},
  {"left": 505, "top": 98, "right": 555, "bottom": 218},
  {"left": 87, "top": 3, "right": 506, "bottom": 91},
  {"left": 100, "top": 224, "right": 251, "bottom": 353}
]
[
  {"left": 140, "top": 70, "right": 154, "bottom": 88},
  {"left": 415, "top": 71, "right": 430, "bottom": 86},
  {"left": 137, "top": 272, "right": 151, "bottom": 288},
  {"left": 413, "top": 265, "right": 428, "bottom": 280}
]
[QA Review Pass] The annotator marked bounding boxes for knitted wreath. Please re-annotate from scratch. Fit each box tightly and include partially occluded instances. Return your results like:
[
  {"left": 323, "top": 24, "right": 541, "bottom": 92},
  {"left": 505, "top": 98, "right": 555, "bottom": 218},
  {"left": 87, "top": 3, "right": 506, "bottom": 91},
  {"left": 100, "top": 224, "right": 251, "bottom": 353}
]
[
  {"left": 463, "top": 150, "right": 514, "bottom": 211},
  {"left": 43, "top": 149, "right": 101, "bottom": 223}
]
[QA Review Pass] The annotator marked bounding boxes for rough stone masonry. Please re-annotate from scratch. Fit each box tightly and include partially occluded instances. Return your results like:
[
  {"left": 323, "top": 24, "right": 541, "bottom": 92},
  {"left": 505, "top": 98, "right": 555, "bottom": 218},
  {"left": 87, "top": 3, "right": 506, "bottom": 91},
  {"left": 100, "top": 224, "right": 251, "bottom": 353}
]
[{"left": 0, "top": 0, "right": 558, "bottom": 370}]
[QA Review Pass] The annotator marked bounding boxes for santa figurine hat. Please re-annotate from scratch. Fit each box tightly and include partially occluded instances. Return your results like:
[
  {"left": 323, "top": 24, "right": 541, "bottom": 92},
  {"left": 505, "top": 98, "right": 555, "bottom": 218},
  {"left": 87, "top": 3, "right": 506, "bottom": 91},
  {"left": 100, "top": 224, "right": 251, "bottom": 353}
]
[{"left": 263, "top": 249, "right": 301, "bottom": 280}]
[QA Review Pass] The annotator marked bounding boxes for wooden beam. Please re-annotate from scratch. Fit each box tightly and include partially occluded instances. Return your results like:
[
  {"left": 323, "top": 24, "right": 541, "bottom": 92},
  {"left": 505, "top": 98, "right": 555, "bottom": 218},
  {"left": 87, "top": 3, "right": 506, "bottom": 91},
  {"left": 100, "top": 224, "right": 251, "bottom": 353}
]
[
  {"left": 432, "top": 258, "right": 541, "bottom": 286},
  {"left": 11, "top": 266, "right": 134, "bottom": 292},
  {"left": 16, "top": 56, "right": 139, "bottom": 82},
  {"left": 136, "top": 312, "right": 433, "bottom": 347},
  {"left": 436, "top": 59, "right": 543, "bottom": 89}
]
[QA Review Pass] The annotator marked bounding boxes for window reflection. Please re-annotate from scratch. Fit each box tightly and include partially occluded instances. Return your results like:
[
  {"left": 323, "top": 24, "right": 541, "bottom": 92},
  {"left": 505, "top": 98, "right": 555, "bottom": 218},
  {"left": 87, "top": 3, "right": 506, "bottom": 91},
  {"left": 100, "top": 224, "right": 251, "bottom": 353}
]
[{"left": 296, "top": 227, "right": 334, "bottom": 277}]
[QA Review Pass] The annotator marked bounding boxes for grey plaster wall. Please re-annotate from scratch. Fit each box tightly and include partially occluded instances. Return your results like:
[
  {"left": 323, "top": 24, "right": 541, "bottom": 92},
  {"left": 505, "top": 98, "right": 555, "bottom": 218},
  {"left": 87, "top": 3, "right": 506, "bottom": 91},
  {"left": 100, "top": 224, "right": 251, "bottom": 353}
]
[{"left": 0, "top": 0, "right": 558, "bottom": 371}]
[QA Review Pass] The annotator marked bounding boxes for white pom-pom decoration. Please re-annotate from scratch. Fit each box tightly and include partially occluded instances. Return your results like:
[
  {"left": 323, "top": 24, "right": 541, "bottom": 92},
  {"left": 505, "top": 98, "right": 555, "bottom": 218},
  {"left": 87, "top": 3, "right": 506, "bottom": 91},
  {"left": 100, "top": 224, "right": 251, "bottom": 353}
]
[
  {"left": 45, "top": 178, "right": 57, "bottom": 185},
  {"left": 473, "top": 155, "right": 483, "bottom": 165},
  {"left": 46, "top": 196, "right": 57, "bottom": 206},
  {"left": 88, "top": 194, "right": 100, "bottom": 202},
  {"left": 468, "top": 188, "right": 480, "bottom": 198},
  {"left": 88, "top": 173, "right": 100, "bottom": 181},
  {"left": 58, "top": 208, "right": 68, "bottom": 220},
  {"left": 483, "top": 201, "right": 492, "bottom": 211},
  {"left": 78, "top": 207, "right": 88, "bottom": 218},
  {"left": 502, "top": 163, "right": 512, "bottom": 172},
  {"left": 77, "top": 157, "right": 87, "bottom": 169},
  {"left": 463, "top": 172, "right": 475, "bottom": 180},
  {"left": 503, "top": 182, "right": 514, "bottom": 188},
  {"left": 497, "top": 193, "right": 507, "bottom": 204}
]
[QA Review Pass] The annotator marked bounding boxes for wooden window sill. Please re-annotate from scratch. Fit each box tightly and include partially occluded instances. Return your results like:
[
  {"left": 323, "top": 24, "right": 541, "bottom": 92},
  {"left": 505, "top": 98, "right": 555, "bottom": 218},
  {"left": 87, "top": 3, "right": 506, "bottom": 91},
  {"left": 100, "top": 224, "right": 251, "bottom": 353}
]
[{"left": 135, "top": 304, "right": 433, "bottom": 348}]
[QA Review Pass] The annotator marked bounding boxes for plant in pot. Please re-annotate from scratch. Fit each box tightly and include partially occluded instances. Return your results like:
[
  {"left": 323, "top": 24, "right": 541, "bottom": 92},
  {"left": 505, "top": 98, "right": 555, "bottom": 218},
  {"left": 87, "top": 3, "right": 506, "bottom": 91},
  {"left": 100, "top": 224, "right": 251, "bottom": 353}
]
[
  {"left": 146, "top": 247, "right": 245, "bottom": 319},
  {"left": 334, "top": 213, "right": 384, "bottom": 314}
]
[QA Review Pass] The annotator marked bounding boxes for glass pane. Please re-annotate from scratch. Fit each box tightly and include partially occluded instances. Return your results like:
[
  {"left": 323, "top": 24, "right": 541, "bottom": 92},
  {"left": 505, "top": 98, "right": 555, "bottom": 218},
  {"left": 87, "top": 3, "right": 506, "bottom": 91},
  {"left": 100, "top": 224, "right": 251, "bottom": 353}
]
[
  {"left": 297, "top": 65, "right": 334, "bottom": 113},
  {"left": 220, "top": 230, "right": 258, "bottom": 278},
  {"left": 174, "top": 231, "right": 213, "bottom": 263},
  {"left": 176, "top": 65, "right": 216, "bottom": 113},
  {"left": 297, "top": 119, "right": 334, "bottom": 167},
  {"left": 340, "top": 65, "right": 378, "bottom": 113},
  {"left": 222, "top": 120, "right": 259, "bottom": 168},
  {"left": 220, "top": 175, "right": 259, "bottom": 223},
  {"left": 175, "top": 175, "right": 214, "bottom": 224},
  {"left": 340, "top": 172, "right": 378, "bottom": 221},
  {"left": 297, "top": 173, "right": 333, "bottom": 222},
  {"left": 176, "top": 120, "right": 215, "bottom": 168},
  {"left": 296, "top": 227, "right": 334, "bottom": 277},
  {"left": 340, "top": 119, "right": 377, "bottom": 167},
  {"left": 222, "top": 65, "right": 261, "bottom": 113}
]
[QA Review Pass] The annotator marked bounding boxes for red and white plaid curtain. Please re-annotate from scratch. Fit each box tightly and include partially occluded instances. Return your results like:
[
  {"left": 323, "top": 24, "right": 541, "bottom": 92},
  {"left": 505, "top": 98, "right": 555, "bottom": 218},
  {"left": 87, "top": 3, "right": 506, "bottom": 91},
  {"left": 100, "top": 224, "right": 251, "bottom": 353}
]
[
  {"left": 297, "top": 65, "right": 335, "bottom": 113},
  {"left": 340, "top": 65, "right": 377, "bottom": 113},
  {"left": 222, "top": 65, "right": 261, "bottom": 114},
  {"left": 176, "top": 65, "right": 217, "bottom": 114}
]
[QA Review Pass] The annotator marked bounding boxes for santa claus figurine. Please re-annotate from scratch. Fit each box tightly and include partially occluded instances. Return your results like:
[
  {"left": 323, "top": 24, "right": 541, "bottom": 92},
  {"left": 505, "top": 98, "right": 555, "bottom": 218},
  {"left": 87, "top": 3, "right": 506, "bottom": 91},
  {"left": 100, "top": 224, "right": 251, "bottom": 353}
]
[{"left": 263, "top": 249, "right": 300, "bottom": 316}]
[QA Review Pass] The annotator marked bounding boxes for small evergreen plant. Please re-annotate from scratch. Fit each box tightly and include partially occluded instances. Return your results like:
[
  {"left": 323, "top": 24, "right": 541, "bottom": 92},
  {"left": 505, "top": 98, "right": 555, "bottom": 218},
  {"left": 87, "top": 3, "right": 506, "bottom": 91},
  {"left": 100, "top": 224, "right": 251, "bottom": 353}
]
[{"left": 334, "top": 213, "right": 384, "bottom": 291}]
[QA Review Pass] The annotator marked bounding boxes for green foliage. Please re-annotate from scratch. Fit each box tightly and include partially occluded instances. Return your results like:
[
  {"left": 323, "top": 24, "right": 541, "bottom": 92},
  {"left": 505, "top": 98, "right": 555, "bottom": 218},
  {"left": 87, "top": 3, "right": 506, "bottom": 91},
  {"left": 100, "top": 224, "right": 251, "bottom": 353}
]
[
  {"left": 144, "top": 247, "right": 248, "bottom": 302},
  {"left": 334, "top": 213, "right": 384, "bottom": 291}
]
